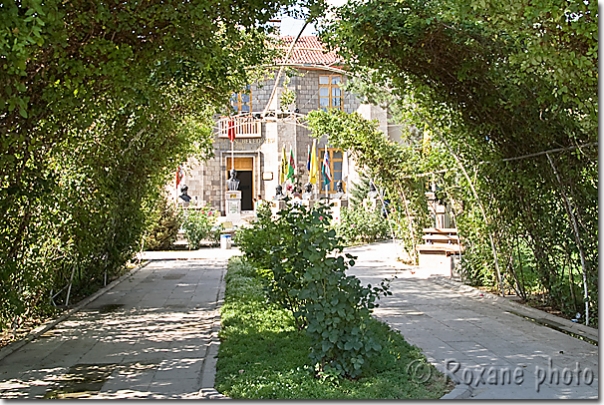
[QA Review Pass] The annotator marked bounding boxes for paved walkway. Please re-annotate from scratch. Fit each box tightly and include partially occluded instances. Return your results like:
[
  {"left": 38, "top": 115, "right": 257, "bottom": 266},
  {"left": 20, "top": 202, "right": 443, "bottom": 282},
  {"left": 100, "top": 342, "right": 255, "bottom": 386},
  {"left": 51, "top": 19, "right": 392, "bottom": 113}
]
[
  {"left": 345, "top": 242, "right": 599, "bottom": 399},
  {"left": 0, "top": 251, "right": 239, "bottom": 399},
  {"left": 0, "top": 242, "right": 598, "bottom": 399}
]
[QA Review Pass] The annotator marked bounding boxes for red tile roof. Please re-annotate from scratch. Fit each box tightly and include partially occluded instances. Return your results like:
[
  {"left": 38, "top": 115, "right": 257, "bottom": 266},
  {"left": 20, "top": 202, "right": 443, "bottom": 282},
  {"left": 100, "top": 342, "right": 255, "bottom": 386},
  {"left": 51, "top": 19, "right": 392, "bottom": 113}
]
[{"left": 275, "top": 36, "right": 341, "bottom": 66}]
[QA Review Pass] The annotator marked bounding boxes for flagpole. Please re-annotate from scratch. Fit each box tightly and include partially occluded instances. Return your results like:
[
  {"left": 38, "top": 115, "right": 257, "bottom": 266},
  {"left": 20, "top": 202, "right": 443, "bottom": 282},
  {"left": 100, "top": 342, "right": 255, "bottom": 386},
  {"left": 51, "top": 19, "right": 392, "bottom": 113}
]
[
  {"left": 228, "top": 118, "right": 235, "bottom": 172},
  {"left": 324, "top": 145, "right": 328, "bottom": 200},
  {"left": 232, "top": 120, "right": 234, "bottom": 170}
]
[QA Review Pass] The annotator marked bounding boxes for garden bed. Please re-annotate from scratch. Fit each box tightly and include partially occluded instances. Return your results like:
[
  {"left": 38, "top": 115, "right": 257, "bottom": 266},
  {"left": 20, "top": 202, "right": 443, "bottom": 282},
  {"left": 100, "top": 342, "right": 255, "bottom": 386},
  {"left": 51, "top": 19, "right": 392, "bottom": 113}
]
[{"left": 214, "top": 257, "right": 453, "bottom": 399}]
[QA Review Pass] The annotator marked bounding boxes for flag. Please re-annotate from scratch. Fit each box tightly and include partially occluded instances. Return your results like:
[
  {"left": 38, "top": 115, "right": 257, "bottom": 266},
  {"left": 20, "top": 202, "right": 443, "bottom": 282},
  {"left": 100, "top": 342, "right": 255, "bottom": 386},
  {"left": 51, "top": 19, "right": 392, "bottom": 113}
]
[
  {"left": 227, "top": 119, "right": 236, "bottom": 142},
  {"left": 176, "top": 166, "right": 183, "bottom": 189},
  {"left": 322, "top": 146, "right": 332, "bottom": 186},
  {"left": 309, "top": 139, "right": 319, "bottom": 185},
  {"left": 279, "top": 145, "right": 287, "bottom": 184},
  {"left": 306, "top": 144, "right": 311, "bottom": 172},
  {"left": 342, "top": 151, "right": 349, "bottom": 183},
  {"left": 287, "top": 146, "right": 295, "bottom": 182}
]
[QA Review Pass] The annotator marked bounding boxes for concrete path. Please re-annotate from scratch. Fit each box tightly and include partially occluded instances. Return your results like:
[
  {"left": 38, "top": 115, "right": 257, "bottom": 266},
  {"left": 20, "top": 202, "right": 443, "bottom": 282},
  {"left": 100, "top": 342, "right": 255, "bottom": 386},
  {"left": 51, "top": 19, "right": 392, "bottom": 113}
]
[
  {"left": 0, "top": 249, "right": 239, "bottom": 399},
  {"left": 0, "top": 242, "right": 598, "bottom": 399},
  {"left": 345, "top": 242, "right": 599, "bottom": 400}
]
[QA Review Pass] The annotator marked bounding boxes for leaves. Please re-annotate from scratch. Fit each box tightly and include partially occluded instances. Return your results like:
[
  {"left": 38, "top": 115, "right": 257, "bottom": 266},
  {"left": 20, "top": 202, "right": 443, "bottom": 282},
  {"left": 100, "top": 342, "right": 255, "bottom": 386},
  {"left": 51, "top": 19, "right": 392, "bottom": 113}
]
[
  {"left": 181, "top": 205, "right": 220, "bottom": 250},
  {"left": 237, "top": 203, "right": 391, "bottom": 378},
  {"left": 319, "top": 0, "right": 597, "bottom": 323},
  {"left": 0, "top": 0, "right": 326, "bottom": 331}
]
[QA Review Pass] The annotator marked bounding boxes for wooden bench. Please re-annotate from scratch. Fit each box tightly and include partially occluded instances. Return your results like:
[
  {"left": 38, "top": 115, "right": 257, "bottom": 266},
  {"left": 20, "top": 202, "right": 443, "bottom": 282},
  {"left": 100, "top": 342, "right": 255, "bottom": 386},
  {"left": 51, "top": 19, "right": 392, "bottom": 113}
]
[
  {"left": 417, "top": 228, "right": 463, "bottom": 277},
  {"left": 421, "top": 234, "right": 460, "bottom": 243},
  {"left": 419, "top": 229, "right": 461, "bottom": 254}
]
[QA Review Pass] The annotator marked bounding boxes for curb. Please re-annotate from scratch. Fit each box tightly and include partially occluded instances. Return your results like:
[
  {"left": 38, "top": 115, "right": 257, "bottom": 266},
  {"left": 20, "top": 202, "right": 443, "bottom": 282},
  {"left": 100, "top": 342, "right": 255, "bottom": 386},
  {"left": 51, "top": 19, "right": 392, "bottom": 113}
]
[
  {"left": 419, "top": 341, "right": 473, "bottom": 400},
  {"left": 427, "top": 276, "right": 598, "bottom": 344},
  {"left": 198, "top": 266, "right": 224, "bottom": 393},
  {"left": 198, "top": 258, "right": 231, "bottom": 400},
  {"left": 0, "top": 260, "right": 150, "bottom": 363},
  {"left": 440, "top": 383, "right": 473, "bottom": 400},
  {"left": 198, "top": 388, "right": 229, "bottom": 399}
]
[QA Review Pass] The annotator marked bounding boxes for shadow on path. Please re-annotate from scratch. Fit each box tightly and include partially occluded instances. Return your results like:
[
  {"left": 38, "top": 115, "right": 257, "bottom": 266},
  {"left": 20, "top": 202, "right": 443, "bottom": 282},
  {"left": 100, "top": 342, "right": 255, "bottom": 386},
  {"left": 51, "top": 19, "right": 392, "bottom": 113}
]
[
  {"left": 345, "top": 242, "right": 598, "bottom": 400},
  {"left": 0, "top": 258, "right": 229, "bottom": 399}
]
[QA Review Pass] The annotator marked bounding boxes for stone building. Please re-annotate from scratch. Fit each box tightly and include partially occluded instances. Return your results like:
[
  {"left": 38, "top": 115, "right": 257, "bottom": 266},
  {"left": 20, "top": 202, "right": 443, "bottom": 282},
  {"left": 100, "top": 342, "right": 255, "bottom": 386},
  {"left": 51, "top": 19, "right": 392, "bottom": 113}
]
[{"left": 175, "top": 36, "right": 398, "bottom": 214}]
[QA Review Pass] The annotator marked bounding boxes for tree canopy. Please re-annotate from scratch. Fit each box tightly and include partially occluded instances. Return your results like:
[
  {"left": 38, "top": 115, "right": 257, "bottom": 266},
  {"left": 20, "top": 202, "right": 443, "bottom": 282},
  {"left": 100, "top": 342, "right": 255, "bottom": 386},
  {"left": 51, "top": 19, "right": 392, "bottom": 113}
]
[
  {"left": 316, "top": 0, "right": 597, "bottom": 324},
  {"left": 0, "top": 0, "right": 597, "bottom": 332},
  {"left": 0, "top": 0, "right": 321, "bottom": 332}
]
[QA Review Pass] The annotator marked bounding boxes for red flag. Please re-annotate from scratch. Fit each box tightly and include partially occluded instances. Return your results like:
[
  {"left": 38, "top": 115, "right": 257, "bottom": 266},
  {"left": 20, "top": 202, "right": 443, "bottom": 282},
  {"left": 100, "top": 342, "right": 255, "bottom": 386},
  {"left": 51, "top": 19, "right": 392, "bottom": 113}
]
[
  {"left": 176, "top": 166, "right": 183, "bottom": 189},
  {"left": 228, "top": 119, "right": 236, "bottom": 142}
]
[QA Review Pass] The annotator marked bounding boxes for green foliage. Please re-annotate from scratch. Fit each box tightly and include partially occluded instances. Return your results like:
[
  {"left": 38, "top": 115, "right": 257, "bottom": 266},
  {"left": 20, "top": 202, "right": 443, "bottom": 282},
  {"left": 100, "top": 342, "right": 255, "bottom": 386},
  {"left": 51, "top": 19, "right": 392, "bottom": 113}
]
[
  {"left": 181, "top": 205, "right": 220, "bottom": 250},
  {"left": 143, "top": 193, "right": 183, "bottom": 251},
  {"left": 348, "top": 170, "right": 373, "bottom": 209},
  {"left": 216, "top": 257, "right": 450, "bottom": 399},
  {"left": 335, "top": 207, "right": 390, "bottom": 246},
  {"left": 307, "top": 109, "right": 430, "bottom": 264},
  {"left": 318, "top": 0, "right": 598, "bottom": 326},
  {"left": 238, "top": 203, "right": 391, "bottom": 379},
  {"left": 338, "top": 170, "right": 394, "bottom": 247},
  {"left": 0, "top": 0, "right": 325, "bottom": 332},
  {"left": 234, "top": 203, "right": 276, "bottom": 270},
  {"left": 279, "top": 74, "right": 296, "bottom": 112}
]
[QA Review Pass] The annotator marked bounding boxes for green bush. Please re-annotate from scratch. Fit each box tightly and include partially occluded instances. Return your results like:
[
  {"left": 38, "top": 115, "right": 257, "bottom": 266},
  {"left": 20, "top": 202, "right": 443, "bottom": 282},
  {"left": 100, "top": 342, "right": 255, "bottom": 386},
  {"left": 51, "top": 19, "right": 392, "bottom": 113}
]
[
  {"left": 237, "top": 203, "right": 391, "bottom": 379},
  {"left": 335, "top": 206, "right": 390, "bottom": 246},
  {"left": 234, "top": 202, "right": 275, "bottom": 270},
  {"left": 143, "top": 194, "right": 183, "bottom": 251},
  {"left": 181, "top": 205, "right": 219, "bottom": 249},
  {"left": 216, "top": 257, "right": 450, "bottom": 399}
]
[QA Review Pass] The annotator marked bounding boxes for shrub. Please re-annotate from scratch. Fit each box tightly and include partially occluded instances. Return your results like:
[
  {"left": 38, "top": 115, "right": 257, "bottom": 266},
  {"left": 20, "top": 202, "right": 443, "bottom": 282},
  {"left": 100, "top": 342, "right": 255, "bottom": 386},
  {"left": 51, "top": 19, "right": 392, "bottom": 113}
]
[
  {"left": 143, "top": 194, "right": 183, "bottom": 251},
  {"left": 216, "top": 256, "right": 451, "bottom": 399},
  {"left": 234, "top": 202, "right": 275, "bottom": 270},
  {"left": 237, "top": 202, "right": 391, "bottom": 379},
  {"left": 181, "top": 205, "right": 219, "bottom": 249},
  {"left": 335, "top": 206, "right": 390, "bottom": 246}
]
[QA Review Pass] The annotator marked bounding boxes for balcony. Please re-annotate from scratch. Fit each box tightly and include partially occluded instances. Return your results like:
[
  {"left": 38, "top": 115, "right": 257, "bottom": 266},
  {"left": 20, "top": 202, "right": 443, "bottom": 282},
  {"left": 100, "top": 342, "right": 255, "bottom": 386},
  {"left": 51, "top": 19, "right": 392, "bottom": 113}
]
[{"left": 217, "top": 115, "right": 262, "bottom": 138}]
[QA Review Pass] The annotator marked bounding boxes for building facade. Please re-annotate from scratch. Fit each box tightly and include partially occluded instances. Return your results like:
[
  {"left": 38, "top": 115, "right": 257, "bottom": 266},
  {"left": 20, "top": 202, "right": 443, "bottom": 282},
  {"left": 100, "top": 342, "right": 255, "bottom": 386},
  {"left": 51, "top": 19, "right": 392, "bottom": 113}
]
[{"left": 176, "top": 36, "right": 397, "bottom": 214}]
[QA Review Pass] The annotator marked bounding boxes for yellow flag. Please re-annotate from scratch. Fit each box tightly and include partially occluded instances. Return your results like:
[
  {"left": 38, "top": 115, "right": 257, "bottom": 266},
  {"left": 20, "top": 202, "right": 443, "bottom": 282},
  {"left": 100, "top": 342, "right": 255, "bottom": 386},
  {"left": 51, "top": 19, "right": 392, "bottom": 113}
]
[
  {"left": 309, "top": 139, "right": 319, "bottom": 185},
  {"left": 279, "top": 145, "right": 287, "bottom": 184}
]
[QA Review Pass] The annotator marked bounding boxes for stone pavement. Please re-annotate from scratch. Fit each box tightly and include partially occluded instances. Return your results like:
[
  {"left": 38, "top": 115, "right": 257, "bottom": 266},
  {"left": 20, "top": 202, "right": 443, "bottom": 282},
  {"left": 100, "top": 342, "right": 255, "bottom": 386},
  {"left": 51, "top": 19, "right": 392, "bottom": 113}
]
[
  {"left": 0, "top": 242, "right": 598, "bottom": 400},
  {"left": 0, "top": 249, "right": 240, "bottom": 399},
  {"left": 345, "top": 241, "right": 599, "bottom": 400}
]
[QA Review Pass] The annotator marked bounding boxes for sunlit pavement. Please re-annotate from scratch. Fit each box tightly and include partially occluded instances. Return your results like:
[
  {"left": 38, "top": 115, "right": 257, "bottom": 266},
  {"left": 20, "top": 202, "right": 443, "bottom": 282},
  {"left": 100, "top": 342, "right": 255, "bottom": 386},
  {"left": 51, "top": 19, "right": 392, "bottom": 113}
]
[
  {"left": 345, "top": 242, "right": 599, "bottom": 400},
  {"left": 0, "top": 248, "right": 239, "bottom": 399},
  {"left": 0, "top": 242, "right": 598, "bottom": 399}
]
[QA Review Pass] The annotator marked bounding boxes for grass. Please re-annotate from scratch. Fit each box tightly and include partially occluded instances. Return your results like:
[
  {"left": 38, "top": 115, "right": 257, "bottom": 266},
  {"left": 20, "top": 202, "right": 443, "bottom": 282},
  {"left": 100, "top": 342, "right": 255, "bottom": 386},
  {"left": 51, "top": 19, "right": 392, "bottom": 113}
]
[{"left": 214, "top": 257, "right": 453, "bottom": 399}]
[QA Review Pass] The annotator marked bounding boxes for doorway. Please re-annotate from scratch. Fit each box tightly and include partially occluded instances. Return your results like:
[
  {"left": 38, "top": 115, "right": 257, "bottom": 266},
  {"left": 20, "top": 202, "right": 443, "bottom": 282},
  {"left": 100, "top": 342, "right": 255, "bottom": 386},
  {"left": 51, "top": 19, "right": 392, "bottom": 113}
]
[{"left": 227, "top": 157, "right": 254, "bottom": 211}]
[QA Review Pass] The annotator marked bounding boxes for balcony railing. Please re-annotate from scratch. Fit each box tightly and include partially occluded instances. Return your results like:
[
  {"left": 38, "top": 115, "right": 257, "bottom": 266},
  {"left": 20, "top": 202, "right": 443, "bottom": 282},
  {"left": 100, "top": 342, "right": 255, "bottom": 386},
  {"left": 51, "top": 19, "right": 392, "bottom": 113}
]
[{"left": 217, "top": 115, "right": 262, "bottom": 138}]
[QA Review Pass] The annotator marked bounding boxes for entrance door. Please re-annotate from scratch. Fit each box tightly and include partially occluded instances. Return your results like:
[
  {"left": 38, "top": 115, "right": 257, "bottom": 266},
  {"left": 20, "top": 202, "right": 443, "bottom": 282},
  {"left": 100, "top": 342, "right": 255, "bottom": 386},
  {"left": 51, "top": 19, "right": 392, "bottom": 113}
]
[
  {"left": 237, "top": 171, "right": 253, "bottom": 210},
  {"left": 227, "top": 157, "right": 254, "bottom": 211}
]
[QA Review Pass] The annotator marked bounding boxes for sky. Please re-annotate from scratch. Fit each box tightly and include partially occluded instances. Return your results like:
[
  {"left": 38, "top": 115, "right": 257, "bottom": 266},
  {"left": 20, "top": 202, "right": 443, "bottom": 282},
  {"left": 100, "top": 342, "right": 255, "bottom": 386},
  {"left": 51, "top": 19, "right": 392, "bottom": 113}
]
[
  {"left": 279, "top": 16, "right": 317, "bottom": 37},
  {"left": 278, "top": 0, "right": 347, "bottom": 37}
]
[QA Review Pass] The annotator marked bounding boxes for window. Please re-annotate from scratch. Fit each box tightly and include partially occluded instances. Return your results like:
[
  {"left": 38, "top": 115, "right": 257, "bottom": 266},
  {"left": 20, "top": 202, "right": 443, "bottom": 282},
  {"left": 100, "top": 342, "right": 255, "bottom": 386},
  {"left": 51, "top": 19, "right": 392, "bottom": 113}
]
[
  {"left": 231, "top": 85, "right": 252, "bottom": 114},
  {"left": 319, "top": 75, "right": 343, "bottom": 111},
  {"left": 319, "top": 148, "right": 345, "bottom": 192}
]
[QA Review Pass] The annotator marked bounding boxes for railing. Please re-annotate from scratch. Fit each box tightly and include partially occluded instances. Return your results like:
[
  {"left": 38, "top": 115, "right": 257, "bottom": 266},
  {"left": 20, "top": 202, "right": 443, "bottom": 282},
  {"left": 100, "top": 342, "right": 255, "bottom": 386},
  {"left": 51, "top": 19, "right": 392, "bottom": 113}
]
[{"left": 217, "top": 115, "right": 262, "bottom": 138}]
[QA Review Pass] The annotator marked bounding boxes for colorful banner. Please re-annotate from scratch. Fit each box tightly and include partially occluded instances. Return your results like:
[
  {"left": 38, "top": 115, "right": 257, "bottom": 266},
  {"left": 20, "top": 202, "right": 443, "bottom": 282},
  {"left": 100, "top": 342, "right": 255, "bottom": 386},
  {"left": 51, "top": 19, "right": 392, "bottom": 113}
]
[
  {"left": 322, "top": 146, "right": 332, "bottom": 186},
  {"left": 287, "top": 146, "right": 295, "bottom": 182},
  {"left": 309, "top": 139, "right": 319, "bottom": 185}
]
